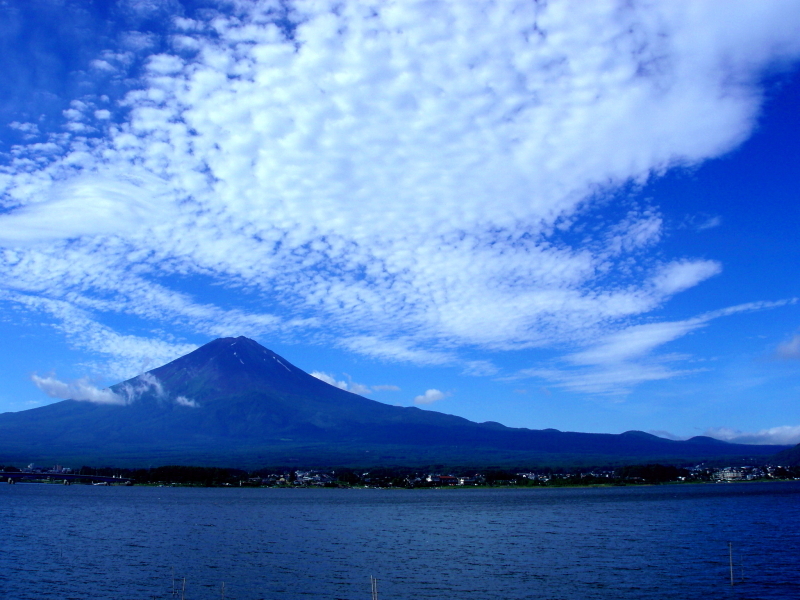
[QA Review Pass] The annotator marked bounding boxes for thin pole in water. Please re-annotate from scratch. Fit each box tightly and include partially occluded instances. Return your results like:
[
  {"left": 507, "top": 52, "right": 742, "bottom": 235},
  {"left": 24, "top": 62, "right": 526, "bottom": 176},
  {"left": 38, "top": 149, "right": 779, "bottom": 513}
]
[
  {"left": 181, "top": 577, "right": 186, "bottom": 600},
  {"left": 221, "top": 581, "right": 225, "bottom": 599},
  {"left": 371, "top": 575, "right": 378, "bottom": 600},
  {"left": 728, "top": 542, "right": 734, "bottom": 586}
]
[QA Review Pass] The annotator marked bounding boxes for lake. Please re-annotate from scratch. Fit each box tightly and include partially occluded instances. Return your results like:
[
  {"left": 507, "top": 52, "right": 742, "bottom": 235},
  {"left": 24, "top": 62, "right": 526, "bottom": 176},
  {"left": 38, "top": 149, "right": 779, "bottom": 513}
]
[{"left": 1, "top": 481, "right": 798, "bottom": 599}]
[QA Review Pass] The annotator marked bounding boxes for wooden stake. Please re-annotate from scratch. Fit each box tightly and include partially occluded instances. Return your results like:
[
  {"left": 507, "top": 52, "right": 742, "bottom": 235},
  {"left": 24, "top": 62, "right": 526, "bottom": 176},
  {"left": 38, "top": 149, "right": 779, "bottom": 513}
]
[{"left": 729, "top": 542, "right": 734, "bottom": 586}]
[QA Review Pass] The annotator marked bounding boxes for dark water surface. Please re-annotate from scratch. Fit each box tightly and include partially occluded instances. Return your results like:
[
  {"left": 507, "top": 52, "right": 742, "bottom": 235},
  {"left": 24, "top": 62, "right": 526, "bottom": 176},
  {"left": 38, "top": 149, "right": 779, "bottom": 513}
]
[{"left": 1, "top": 482, "right": 798, "bottom": 599}]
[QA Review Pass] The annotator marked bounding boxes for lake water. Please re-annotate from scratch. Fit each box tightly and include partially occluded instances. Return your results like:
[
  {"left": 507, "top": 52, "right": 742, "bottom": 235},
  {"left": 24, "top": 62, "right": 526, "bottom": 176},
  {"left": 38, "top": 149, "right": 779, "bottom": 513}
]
[{"left": 0, "top": 481, "right": 798, "bottom": 599}]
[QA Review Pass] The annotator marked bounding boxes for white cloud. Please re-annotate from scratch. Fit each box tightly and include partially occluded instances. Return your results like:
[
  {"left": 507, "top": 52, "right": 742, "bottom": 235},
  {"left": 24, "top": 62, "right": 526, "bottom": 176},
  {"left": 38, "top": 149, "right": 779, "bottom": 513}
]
[
  {"left": 705, "top": 426, "right": 800, "bottom": 446},
  {"left": 605, "top": 209, "right": 663, "bottom": 256},
  {"left": 146, "top": 53, "right": 184, "bottom": 75},
  {"left": 372, "top": 384, "right": 401, "bottom": 392},
  {"left": 117, "top": 372, "right": 164, "bottom": 403},
  {"left": 650, "top": 260, "right": 722, "bottom": 296},
  {"left": 462, "top": 360, "right": 500, "bottom": 377},
  {"left": 679, "top": 213, "right": 723, "bottom": 232},
  {"left": 90, "top": 59, "right": 117, "bottom": 72},
  {"left": 347, "top": 382, "right": 371, "bottom": 396},
  {"left": 414, "top": 389, "right": 449, "bottom": 405},
  {"left": 512, "top": 317, "right": 707, "bottom": 394},
  {"left": 0, "top": 172, "right": 180, "bottom": 245},
  {"left": 8, "top": 122, "right": 40, "bottom": 139},
  {"left": 311, "top": 371, "right": 349, "bottom": 390},
  {"left": 1, "top": 291, "right": 197, "bottom": 380},
  {"left": 776, "top": 335, "right": 800, "bottom": 360},
  {"left": 701, "top": 298, "right": 797, "bottom": 321},
  {"left": 697, "top": 215, "right": 722, "bottom": 231},
  {"left": 175, "top": 395, "right": 198, "bottom": 408},
  {"left": 514, "top": 299, "right": 795, "bottom": 394},
  {"left": 119, "top": 30, "right": 157, "bottom": 51},
  {"left": 62, "top": 108, "right": 83, "bottom": 121},
  {"left": 31, "top": 374, "right": 125, "bottom": 405},
  {"left": 310, "top": 371, "right": 396, "bottom": 396},
  {"left": 1, "top": 1, "right": 800, "bottom": 386},
  {"left": 117, "top": 372, "right": 198, "bottom": 407},
  {"left": 518, "top": 362, "right": 700, "bottom": 396},
  {"left": 31, "top": 370, "right": 198, "bottom": 407},
  {"left": 567, "top": 319, "right": 705, "bottom": 366},
  {"left": 338, "top": 337, "right": 456, "bottom": 366}
]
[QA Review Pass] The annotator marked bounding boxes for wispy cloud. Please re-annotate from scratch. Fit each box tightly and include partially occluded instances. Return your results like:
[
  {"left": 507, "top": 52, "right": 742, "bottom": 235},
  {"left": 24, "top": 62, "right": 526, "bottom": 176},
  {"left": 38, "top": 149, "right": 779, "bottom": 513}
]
[
  {"left": 8, "top": 121, "right": 40, "bottom": 139},
  {"left": 372, "top": 384, "right": 401, "bottom": 392},
  {"left": 705, "top": 425, "right": 800, "bottom": 446},
  {"left": 517, "top": 362, "right": 701, "bottom": 396},
  {"left": 775, "top": 335, "right": 800, "bottom": 360},
  {"left": 31, "top": 371, "right": 198, "bottom": 407},
  {"left": 32, "top": 374, "right": 124, "bottom": 405},
  {"left": 462, "top": 360, "right": 500, "bottom": 377},
  {"left": 2, "top": 292, "right": 197, "bottom": 380},
  {"left": 513, "top": 299, "right": 796, "bottom": 394},
  {"left": 699, "top": 216, "right": 722, "bottom": 231},
  {"left": 310, "top": 371, "right": 397, "bottom": 397},
  {"left": 119, "top": 373, "right": 199, "bottom": 408},
  {"left": 338, "top": 337, "right": 456, "bottom": 367},
  {"left": 116, "top": 372, "right": 163, "bottom": 404},
  {"left": 175, "top": 395, "right": 198, "bottom": 408},
  {"left": 565, "top": 320, "right": 705, "bottom": 367},
  {"left": 1, "top": 1, "right": 799, "bottom": 386},
  {"left": 414, "top": 389, "right": 450, "bottom": 405},
  {"left": 679, "top": 213, "right": 723, "bottom": 233}
]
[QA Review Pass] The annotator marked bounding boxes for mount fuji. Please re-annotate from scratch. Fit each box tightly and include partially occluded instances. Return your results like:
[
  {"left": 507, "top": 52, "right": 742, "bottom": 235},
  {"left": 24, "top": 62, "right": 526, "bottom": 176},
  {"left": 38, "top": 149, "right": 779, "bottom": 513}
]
[{"left": 0, "top": 337, "right": 787, "bottom": 468}]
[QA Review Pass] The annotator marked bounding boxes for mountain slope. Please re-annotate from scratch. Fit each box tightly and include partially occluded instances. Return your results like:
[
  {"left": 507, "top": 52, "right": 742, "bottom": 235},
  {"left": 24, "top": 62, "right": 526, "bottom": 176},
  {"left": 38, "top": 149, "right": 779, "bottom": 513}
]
[
  {"left": 773, "top": 443, "right": 800, "bottom": 466},
  {"left": 0, "top": 337, "right": 788, "bottom": 467}
]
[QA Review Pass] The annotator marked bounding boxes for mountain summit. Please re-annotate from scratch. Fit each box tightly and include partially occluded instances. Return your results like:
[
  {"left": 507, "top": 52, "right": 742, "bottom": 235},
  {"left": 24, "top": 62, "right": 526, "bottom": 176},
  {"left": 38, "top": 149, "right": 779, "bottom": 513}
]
[{"left": 0, "top": 337, "right": 788, "bottom": 467}]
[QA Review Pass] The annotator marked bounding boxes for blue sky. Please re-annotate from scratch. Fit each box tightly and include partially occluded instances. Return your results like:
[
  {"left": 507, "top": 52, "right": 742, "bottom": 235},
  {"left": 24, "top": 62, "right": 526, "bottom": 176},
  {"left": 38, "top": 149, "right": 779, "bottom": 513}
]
[{"left": 1, "top": 0, "right": 800, "bottom": 445}]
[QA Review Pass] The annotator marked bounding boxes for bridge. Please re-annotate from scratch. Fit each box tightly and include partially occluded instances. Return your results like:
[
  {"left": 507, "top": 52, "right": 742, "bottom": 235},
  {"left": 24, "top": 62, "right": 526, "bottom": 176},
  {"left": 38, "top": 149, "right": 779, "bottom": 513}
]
[{"left": 1, "top": 471, "right": 132, "bottom": 485}]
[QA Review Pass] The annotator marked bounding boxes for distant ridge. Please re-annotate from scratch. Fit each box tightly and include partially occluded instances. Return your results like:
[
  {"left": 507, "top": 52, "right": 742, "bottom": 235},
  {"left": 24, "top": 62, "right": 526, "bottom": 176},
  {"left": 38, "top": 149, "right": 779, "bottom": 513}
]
[
  {"left": 684, "top": 435, "right": 730, "bottom": 444},
  {"left": 774, "top": 443, "right": 800, "bottom": 466},
  {"left": 0, "top": 337, "right": 789, "bottom": 468}
]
